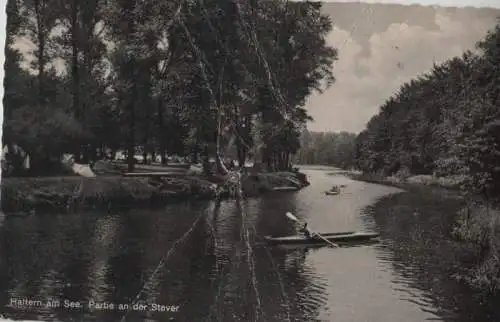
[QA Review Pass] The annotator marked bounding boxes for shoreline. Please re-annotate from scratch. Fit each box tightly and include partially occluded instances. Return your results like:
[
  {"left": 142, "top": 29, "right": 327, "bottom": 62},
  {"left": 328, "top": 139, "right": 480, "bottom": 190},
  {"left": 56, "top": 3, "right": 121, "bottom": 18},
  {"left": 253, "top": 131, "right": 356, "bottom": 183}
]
[
  {"left": 342, "top": 171, "right": 463, "bottom": 192},
  {"left": 1, "top": 171, "right": 310, "bottom": 216}
]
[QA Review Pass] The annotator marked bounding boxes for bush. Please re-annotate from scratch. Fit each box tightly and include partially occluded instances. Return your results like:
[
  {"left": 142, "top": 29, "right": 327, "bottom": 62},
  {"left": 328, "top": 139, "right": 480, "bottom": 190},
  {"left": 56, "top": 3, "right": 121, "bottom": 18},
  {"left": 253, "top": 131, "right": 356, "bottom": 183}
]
[{"left": 452, "top": 202, "right": 500, "bottom": 293}]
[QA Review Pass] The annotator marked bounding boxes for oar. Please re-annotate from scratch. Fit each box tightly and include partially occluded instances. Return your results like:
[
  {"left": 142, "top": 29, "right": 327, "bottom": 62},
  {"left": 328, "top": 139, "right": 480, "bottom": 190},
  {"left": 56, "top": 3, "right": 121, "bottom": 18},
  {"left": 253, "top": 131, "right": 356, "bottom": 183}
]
[{"left": 285, "top": 212, "right": 339, "bottom": 248}]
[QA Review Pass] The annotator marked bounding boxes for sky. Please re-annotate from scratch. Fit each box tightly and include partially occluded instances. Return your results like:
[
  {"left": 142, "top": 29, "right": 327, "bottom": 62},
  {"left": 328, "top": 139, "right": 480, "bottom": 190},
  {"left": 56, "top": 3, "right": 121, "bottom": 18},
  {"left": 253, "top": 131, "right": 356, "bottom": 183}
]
[
  {"left": 306, "top": 2, "right": 500, "bottom": 133},
  {"left": 311, "top": 0, "right": 500, "bottom": 8}
]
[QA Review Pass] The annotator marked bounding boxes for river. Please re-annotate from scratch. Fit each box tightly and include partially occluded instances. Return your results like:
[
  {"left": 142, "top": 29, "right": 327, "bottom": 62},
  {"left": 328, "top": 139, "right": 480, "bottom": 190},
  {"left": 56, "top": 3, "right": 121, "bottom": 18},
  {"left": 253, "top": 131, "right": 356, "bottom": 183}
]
[{"left": 0, "top": 167, "right": 498, "bottom": 321}]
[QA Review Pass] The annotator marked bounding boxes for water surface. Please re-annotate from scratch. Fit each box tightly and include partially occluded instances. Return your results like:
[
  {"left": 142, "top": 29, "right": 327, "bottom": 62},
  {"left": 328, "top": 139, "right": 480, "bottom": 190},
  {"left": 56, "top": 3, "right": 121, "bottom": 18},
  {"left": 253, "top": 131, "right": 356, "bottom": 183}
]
[{"left": 0, "top": 168, "right": 493, "bottom": 321}]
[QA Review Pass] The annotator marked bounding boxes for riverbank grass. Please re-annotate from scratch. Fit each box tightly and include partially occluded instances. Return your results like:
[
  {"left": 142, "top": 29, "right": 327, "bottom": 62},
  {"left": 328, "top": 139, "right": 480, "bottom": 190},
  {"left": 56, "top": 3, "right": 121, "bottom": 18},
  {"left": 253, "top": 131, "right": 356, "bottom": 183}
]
[
  {"left": 345, "top": 171, "right": 466, "bottom": 190},
  {"left": 1, "top": 170, "right": 310, "bottom": 214},
  {"left": 1, "top": 176, "right": 213, "bottom": 213},
  {"left": 452, "top": 204, "right": 500, "bottom": 293}
]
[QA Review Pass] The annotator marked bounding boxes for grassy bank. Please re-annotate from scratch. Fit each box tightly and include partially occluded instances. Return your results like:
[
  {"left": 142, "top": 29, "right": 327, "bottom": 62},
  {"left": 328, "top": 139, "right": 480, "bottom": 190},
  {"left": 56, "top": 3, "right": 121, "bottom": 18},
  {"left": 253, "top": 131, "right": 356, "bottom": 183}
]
[
  {"left": 348, "top": 170, "right": 500, "bottom": 294},
  {"left": 1, "top": 176, "right": 215, "bottom": 214},
  {"left": 1, "top": 171, "right": 309, "bottom": 215},
  {"left": 451, "top": 202, "right": 500, "bottom": 294},
  {"left": 344, "top": 171, "right": 465, "bottom": 191}
]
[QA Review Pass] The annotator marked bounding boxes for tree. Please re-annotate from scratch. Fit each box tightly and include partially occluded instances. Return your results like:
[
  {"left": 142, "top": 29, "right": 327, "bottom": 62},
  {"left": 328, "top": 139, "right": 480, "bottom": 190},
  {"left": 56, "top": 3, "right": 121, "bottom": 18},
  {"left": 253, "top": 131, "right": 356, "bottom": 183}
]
[
  {"left": 295, "top": 130, "right": 357, "bottom": 169},
  {"left": 54, "top": 0, "right": 107, "bottom": 161},
  {"left": 241, "top": 0, "right": 337, "bottom": 171},
  {"left": 19, "top": 0, "right": 60, "bottom": 104},
  {"left": 4, "top": 0, "right": 338, "bottom": 177},
  {"left": 353, "top": 20, "right": 500, "bottom": 198}
]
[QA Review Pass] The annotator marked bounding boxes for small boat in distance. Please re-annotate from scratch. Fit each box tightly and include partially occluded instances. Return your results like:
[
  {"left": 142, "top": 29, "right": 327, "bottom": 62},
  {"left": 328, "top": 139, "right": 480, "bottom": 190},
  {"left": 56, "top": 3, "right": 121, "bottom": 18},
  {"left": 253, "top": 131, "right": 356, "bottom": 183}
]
[
  {"left": 325, "top": 184, "right": 341, "bottom": 195},
  {"left": 264, "top": 231, "right": 379, "bottom": 245}
]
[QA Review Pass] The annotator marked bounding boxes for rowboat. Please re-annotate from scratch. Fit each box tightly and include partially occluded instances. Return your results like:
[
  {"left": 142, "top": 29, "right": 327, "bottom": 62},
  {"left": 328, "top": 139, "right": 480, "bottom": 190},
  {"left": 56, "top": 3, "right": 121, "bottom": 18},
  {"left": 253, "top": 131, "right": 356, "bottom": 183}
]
[
  {"left": 264, "top": 231, "right": 379, "bottom": 245},
  {"left": 273, "top": 186, "right": 300, "bottom": 191},
  {"left": 324, "top": 190, "right": 340, "bottom": 195}
]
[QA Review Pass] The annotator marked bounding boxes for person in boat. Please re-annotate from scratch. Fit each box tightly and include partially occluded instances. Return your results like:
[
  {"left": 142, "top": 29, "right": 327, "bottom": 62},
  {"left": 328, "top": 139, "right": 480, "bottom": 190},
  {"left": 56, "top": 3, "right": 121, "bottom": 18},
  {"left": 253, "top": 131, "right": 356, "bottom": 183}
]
[{"left": 299, "top": 223, "right": 314, "bottom": 239}]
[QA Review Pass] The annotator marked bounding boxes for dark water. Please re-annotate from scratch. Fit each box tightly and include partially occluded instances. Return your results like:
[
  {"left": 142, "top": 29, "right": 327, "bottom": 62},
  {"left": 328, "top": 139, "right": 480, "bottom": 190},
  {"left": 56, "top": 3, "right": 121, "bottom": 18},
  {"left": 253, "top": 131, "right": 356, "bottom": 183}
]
[{"left": 0, "top": 168, "right": 496, "bottom": 321}]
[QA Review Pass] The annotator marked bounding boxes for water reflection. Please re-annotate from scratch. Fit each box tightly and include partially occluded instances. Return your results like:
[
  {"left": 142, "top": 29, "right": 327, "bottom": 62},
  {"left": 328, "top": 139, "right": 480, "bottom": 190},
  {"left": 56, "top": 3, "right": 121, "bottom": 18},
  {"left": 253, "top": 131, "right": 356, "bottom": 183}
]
[
  {"left": 1, "top": 169, "right": 497, "bottom": 321},
  {"left": 364, "top": 190, "right": 500, "bottom": 322}
]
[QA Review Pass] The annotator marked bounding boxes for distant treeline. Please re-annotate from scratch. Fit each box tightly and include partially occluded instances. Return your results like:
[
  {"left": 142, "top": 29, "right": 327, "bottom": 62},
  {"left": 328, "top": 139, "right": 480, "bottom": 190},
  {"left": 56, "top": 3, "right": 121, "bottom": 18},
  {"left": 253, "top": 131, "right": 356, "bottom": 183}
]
[
  {"left": 353, "top": 21, "right": 500, "bottom": 198},
  {"left": 294, "top": 130, "right": 357, "bottom": 169}
]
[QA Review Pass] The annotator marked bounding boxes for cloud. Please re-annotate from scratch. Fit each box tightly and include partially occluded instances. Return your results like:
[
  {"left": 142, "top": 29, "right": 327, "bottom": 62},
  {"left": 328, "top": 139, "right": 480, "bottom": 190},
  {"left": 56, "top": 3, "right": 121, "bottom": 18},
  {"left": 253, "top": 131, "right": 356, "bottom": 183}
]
[
  {"left": 319, "top": 0, "right": 500, "bottom": 9},
  {"left": 306, "top": 10, "right": 498, "bottom": 133}
]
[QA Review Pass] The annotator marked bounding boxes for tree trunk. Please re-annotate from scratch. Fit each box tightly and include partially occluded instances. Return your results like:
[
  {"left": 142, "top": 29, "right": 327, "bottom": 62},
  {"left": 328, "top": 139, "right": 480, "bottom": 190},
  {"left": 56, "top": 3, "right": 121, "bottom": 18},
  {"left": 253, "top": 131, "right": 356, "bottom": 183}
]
[
  {"left": 126, "top": 125, "right": 135, "bottom": 173},
  {"left": 157, "top": 98, "right": 167, "bottom": 164},
  {"left": 124, "top": 2, "right": 139, "bottom": 173},
  {"left": 71, "top": 1, "right": 81, "bottom": 161},
  {"left": 71, "top": 2, "right": 79, "bottom": 117},
  {"left": 34, "top": 0, "right": 46, "bottom": 104},
  {"left": 143, "top": 121, "right": 150, "bottom": 164},
  {"left": 262, "top": 145, "right": 272, "bottom": 172},
  {"left": 191, "top": 149, "right": 198, "bottom": 164},
  {"left": 215, "top": 153, "right": 229, "bottom": 175},
  {"left": 236, "top": 139, "right": 246, "bottom": 168},
  {"left": 202, "top": 145, "right": 211, "bottom": 176},
  {"left": 238, "top": 125, "right": 250, "bottom": 169},
  {"left": 251, "top": 113, "right": 264, "bottom": 172},
  {"left": 91, "top": 144, "right": 97, "bottom": 163},
  {"left": 126, "top": 78, "right": 137, "bottom": 172}
]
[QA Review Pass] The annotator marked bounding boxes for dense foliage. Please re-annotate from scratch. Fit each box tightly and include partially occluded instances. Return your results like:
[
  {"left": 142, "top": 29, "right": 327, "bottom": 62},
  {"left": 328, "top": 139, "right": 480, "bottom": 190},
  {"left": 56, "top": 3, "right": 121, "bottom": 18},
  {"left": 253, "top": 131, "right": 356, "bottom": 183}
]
[
  {"left": 3, "top": 0, "right": 337, "bottom": 174},
  {"left": 354, "top": 21, "right": 500, "bottom": 198},
  {"left": 294, "top": 130, "right": 357, "bottom": 169}
]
